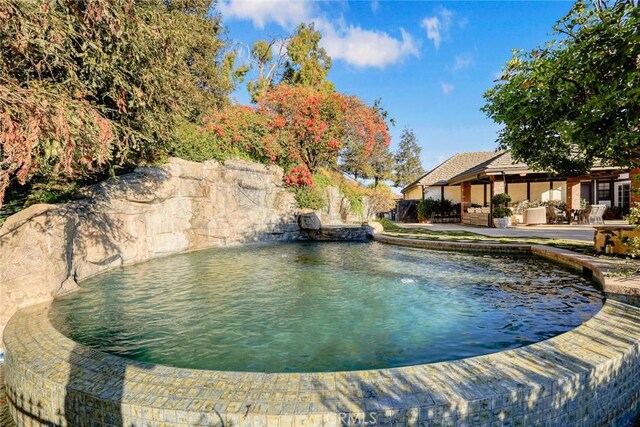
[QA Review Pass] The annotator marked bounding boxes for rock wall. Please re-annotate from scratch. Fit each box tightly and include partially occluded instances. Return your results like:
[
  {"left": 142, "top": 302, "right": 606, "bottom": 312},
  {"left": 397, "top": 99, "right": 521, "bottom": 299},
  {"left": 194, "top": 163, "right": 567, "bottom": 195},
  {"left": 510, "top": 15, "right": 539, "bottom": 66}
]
[
  {"left": 0, "top": 158, "right": 373, "bottom": 347},
  {"left": 315, "top": 185, "right": 373, "bottom": 225}
]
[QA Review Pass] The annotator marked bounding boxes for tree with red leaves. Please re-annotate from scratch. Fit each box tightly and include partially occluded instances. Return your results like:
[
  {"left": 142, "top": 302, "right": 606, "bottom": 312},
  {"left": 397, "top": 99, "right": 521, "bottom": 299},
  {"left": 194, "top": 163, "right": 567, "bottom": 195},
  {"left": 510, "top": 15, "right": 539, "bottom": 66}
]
[
  {"left": 0, "top": 0, "right": 234, "bottom": 207},
  {"left": 257, "top": 85, "right": 389, "bottom": 187}
]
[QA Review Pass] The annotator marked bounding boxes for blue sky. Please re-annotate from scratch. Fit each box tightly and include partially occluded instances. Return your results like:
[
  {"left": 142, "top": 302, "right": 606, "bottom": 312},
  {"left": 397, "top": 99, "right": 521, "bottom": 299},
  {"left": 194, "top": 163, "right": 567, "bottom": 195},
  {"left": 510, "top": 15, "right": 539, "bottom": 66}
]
[{"left": 218, "top": 0, "right": 574, "bottom": 171}]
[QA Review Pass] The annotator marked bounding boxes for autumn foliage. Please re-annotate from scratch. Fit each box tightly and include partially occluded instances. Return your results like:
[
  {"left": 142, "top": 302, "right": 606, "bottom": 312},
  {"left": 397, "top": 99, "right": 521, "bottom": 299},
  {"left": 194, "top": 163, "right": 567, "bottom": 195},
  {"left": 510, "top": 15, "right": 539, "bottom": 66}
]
[
  {"left": 0, "top": 0, "right": 233, "bottom": 206},
  {"left": 257, "top": 85, "right": 389, "bottom": 186}
]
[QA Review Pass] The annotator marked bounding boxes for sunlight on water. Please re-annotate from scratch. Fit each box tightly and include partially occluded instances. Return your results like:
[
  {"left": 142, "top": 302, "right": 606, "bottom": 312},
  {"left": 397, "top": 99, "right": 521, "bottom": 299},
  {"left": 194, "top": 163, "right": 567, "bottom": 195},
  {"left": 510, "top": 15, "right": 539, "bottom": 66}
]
[{"left": 50, "top": 242, "right": 603, "bottom": 372}]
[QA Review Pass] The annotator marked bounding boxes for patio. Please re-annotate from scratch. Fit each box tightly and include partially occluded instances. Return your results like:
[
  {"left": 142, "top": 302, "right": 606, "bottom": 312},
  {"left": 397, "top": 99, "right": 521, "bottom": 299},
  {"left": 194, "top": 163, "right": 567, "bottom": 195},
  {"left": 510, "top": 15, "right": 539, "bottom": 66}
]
[{"left": 395, "top": 221, "right": 630, "bottom": 243}]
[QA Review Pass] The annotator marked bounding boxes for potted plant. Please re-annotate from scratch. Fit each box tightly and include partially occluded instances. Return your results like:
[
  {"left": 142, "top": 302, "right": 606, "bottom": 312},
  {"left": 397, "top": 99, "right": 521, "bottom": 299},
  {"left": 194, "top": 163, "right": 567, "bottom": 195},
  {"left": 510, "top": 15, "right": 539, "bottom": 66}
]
[{"left": 491, "top": 193, "right": 512, "bottom": 228}]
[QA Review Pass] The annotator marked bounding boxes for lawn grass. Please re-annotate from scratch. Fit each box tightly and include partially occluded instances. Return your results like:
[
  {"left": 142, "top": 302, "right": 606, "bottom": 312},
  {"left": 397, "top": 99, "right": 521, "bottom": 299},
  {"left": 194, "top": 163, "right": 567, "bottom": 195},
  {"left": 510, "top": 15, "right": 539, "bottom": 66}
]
[{"left": 379, "top": 224, "right": 594, "bottom": 254}]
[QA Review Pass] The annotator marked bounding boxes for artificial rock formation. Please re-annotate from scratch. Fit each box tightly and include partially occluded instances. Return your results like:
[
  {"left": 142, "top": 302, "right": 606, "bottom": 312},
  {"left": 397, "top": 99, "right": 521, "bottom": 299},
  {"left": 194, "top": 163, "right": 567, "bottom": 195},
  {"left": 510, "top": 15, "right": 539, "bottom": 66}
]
[{"left": 0, "top": 158, "right": 374, "bottom": 346}]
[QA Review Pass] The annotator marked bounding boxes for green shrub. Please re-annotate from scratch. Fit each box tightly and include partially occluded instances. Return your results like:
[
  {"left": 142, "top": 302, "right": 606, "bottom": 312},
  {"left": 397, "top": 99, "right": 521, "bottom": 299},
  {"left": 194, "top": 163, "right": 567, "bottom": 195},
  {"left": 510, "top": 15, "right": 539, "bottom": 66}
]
[
  {"left": 492, "top": 206, "right": 513, "bottom": 218},
  {"left": 24, "top": 183, "right": 79, "bottom": 207},
  {"left": 418, "top": 198, "right": 457, "bottom": 221},
  {"left": 294, "top": 185, "right": 328, "bottom": 210},
  {"left": 170, "top": 121, "right": 220, "bottom": 162},
  {"left": 491, "top": 193, "right": 512, "bottom": 207},
  {"left": 417, "top": 198, "right": 442, "bottom": 222},
  {"left": 170, "top": 120, "right": 255, "bottom": 163}
]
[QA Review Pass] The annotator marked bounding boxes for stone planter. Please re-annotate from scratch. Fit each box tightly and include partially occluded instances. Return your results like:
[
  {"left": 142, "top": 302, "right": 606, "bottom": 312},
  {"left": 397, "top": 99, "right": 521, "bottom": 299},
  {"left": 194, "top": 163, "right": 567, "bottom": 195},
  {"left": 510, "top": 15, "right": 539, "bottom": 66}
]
[
  {"left": 493, "top": 217, "right": 511, "bottom": 228},
  {"left": 594, "top": 225, "right": 640, "bottom": 255}
]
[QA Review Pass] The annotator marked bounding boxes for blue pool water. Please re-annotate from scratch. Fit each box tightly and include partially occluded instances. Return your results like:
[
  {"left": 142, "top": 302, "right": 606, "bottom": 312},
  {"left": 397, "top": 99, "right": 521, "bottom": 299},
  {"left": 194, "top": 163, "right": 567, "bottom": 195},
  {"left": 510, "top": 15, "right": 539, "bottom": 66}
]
[{"left": 50, "top": 241, "right": 603, "bottom": 372}]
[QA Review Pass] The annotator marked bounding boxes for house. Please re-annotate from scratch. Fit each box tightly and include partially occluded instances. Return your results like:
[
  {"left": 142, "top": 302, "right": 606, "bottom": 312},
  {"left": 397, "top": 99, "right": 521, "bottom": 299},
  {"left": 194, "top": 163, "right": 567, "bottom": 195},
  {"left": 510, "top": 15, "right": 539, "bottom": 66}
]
[
  {"left": 401, "top": 151, "right": 637, "bottom": 223},
  {"left": 402, "top": 152, "right": 498, "bottom": 204}
]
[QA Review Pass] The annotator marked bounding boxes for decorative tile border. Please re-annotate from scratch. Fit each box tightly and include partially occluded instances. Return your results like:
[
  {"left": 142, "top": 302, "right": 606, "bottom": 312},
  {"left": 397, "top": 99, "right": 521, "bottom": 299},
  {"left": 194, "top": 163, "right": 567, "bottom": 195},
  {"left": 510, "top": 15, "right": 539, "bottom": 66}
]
[{"left": 4, "top": 237, "right": 640, "bottom": 426}]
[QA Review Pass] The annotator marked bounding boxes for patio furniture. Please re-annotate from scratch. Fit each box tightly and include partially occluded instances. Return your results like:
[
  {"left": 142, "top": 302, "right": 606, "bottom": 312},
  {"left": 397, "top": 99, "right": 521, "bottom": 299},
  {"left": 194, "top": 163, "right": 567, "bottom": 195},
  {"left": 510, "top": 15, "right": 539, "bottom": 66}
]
[
  {"left": 545, "top": 206, "right": 568, "bottom": 224},
  {"left": 524, "top": 207, "right": 546, "bottom": 225},
  {"left": 578, "top": 205, "right": 607, "bottom": 225}
]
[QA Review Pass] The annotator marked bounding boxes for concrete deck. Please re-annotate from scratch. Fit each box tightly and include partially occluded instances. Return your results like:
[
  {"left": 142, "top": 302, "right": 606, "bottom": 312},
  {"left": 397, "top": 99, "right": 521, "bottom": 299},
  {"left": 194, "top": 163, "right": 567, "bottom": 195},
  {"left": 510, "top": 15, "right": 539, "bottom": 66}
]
[{"left": 396, "top": 221, "right": 630, "bottom": 243}]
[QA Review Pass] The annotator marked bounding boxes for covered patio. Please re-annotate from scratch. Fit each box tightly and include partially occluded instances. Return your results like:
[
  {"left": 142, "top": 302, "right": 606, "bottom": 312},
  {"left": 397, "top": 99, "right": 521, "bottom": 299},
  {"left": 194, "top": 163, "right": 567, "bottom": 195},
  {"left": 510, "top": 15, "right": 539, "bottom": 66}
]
[{"left": 447, "top": 153, "right": 638, "bottom": 227}]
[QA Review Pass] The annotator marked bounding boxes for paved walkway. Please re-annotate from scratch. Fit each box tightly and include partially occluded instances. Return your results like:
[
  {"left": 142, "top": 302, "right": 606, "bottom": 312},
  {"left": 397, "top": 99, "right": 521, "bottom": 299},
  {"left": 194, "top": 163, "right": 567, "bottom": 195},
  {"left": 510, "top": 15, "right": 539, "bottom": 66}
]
[{"left": 397, "top": 220, "right": 630, "bottom": 243}]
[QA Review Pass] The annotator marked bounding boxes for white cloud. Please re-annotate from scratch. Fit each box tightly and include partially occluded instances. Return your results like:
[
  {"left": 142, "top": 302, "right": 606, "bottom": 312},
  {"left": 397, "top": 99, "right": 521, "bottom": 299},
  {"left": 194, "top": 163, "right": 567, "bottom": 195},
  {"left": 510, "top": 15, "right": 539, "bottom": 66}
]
[
  {"left": 218, "top": 0, "right": 312, "bottom": 29},
  {"left": 440, "top": 82, "right": 454, "bottom": 95},
  {"left": 371, "top": 0, "right": 380, "bottom": 13},
  {"left": 220, "top": 0, "right": 419, "bottom": 68},
  {"left": 453, "top": 53, "right": 474, "bottom": 71},
  {"left": 421, "top": 7, "right": 455, "bottom": 49},
  {"left": 317, "top": 21, "right": 420, "bottom": 69}
]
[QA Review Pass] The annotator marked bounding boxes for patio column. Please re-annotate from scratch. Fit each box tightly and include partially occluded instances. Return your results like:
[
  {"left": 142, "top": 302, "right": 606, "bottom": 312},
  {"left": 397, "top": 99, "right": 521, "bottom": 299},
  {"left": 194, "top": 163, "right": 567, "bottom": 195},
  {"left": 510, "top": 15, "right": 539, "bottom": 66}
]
[
  {"left": 631, "top": 169, "right": 640, "bottom": 207},
  {"left": 566, "top": 177, "right": 581, "bottom": 223},
  {"left": 461, "top": 182, "right": 472, "bottom": 212}
]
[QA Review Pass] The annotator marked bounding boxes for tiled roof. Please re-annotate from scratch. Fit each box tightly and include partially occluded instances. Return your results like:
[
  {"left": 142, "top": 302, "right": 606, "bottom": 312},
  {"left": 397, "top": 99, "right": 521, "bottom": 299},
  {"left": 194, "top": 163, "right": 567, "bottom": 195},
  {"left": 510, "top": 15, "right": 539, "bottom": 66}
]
[
  {"left": 484, "top": 151, "right": 530, "bottom": 172},
  {"left": 402, "top": 151, "right": 500, "bottom": 193},
  {"left": 403, "top": 151, "right": 628, "bottom": 193},
  {"left": 447, "top": 151, "right": 531, "bottom": 183}
]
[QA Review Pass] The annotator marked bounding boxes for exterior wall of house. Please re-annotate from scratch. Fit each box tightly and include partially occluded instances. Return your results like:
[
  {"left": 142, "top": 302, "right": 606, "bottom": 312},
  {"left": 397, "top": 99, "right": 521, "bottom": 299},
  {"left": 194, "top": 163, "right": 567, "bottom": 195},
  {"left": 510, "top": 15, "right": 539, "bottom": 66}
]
[
  {"left": 403, "top": 186, "right": 422, "bottom": 200},
  {"left": 444, "top": 186, "right": 461, "bottom": 203},
  {"left": 471, "top": 185, "right": 485, "bottom": 205},
  {"left": 423, "top": 187, "right": 440, "bottom": 200},
  {"left": 530, "top": 182, "right": 550, "bottom": 202},
  {"left": 508, "top": 183, "right": 527, "bottom": 203},
  {"left": 552, "top": 181, "right": 567, "bottom": 201}
]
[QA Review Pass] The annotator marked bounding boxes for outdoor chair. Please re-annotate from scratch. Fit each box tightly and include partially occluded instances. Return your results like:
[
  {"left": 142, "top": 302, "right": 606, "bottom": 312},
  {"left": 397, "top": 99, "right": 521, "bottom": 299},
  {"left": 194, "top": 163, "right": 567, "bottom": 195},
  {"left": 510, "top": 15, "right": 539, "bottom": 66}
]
[
  {"left": 545, "top": 206, "right": 567, "bottom": 224},
  {"left": 588, "top": 205, "right": 606, "bottom": 225},
  {"left": 579, "top": 205, "right": 606, "bottom": 225},
  {"left": 578, "top": 205, "right": 592, "bottom": 224}
]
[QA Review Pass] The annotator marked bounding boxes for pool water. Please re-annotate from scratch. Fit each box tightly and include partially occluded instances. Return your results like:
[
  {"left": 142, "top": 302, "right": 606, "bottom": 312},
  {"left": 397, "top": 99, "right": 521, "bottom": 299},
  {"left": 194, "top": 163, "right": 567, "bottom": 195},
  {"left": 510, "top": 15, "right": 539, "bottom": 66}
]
[{"left": 50, "top": 242, "right": 603, "bottom": 372}]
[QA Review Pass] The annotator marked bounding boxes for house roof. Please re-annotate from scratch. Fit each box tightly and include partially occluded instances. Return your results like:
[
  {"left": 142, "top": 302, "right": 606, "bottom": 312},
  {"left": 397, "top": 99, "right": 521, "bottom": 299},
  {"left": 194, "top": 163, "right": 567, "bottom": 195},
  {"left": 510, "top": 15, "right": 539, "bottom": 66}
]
[
  {"left": 403, "top": 150, "right": 629, "bottom": 194},
  {"left": 447, "top": 151, "right": 532, "bottom": 184},
  {"left": 402, "top": 151, "right": 500, "bottom": 193}
]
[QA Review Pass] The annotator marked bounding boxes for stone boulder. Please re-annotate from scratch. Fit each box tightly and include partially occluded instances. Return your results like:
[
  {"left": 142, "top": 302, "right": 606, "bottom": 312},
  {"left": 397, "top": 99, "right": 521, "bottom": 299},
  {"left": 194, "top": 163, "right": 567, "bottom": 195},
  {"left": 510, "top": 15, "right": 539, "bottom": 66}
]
[{"left": 298, "top": 212, "right": 322, "bottom": 230}]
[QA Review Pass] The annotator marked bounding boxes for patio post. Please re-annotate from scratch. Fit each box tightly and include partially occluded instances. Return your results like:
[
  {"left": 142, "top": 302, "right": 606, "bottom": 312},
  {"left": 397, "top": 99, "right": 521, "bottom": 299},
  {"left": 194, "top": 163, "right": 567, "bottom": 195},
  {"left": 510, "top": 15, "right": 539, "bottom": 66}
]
[
  {"left": 566, "top": 177, "right": 581, "bottom": 224},
  {"left": 493, "top": 179, "right": 505, "bottom": 195},
  {"left": 461, "top": 182, "right": 472, "bottom": 213},
  {"left": 631, "top": 169, "right": 640, "bottom": 206}
]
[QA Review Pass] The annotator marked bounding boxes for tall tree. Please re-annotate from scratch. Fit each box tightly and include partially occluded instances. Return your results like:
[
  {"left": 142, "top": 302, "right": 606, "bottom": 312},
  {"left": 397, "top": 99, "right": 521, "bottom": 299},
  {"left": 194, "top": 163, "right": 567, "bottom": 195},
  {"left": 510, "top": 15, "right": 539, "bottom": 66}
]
[
  {"left": 393, "top": 128, "right": 425, "bottom": 187},
  {"left": 281, "top": 23, "right": 334, "bottom": 92},
  {"left": 482, "top": 0, "right": 639, "bottom": 175},
  {"left": 340, "top": 140, "right": 370, "bottom": 181},
  {"left": 0, "top": 0, "right": 234, "bottom": 206},
  {"left": 245, "top": 39, "right": 287, "bottom": 103},
  {"left": 367, "top": 137, "right": 395, "bottom": 188}
]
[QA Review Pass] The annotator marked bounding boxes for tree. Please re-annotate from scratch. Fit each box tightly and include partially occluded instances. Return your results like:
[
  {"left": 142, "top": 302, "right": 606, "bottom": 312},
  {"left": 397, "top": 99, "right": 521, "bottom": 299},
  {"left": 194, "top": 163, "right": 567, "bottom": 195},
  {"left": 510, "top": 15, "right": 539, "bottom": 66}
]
[
  {"left": 367, "top": 137, "right": 395, "bottom": 188},
  {"left": 340, "top": 100, "right": 393, "bottom": 182},
  {"left": 340, "top": 139, "right": 370, "bottom": 181},
  {"left": 257, "top": 85, "right": 389, "bottom": 186},
  {"left": 245, "top": 39, "right": 287, "bottom": 103},
  {"left": 0, "top": 0, "right": 234, "bottom": 206},
  {"left": 393, "top": 128, "right": 425, "bottom": 187},
  {"left": 281, "top": 23, "right": 334, "bottom": 92},
  {"left": 482, "top": 0, "right": 640, "bottom": 175}
]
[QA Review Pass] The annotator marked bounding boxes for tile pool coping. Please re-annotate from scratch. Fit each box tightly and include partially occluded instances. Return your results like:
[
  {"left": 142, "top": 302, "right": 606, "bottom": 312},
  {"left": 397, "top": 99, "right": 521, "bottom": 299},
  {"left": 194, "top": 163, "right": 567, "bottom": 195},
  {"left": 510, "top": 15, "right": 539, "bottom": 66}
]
[{"left": 4, "top": 237, "right": 640, "bottom": 426}]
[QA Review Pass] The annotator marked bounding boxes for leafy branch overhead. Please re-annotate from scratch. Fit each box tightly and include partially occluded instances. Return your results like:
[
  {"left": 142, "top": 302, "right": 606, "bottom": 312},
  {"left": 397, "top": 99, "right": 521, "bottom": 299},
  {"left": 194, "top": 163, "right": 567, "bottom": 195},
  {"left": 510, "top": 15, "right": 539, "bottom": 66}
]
[
  {"left": 0, "top": 0, "right": 234, "bottom": 206},
  {"left": 482, "top": 0, "right": 640, "bottom": 175}
]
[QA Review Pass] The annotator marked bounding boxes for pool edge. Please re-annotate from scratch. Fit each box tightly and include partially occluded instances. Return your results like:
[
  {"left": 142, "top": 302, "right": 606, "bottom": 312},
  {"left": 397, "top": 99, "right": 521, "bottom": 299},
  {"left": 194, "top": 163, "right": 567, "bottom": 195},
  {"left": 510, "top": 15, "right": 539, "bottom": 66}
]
[{"left": 4, "top": 237, "right": 640, "bottom": 426}]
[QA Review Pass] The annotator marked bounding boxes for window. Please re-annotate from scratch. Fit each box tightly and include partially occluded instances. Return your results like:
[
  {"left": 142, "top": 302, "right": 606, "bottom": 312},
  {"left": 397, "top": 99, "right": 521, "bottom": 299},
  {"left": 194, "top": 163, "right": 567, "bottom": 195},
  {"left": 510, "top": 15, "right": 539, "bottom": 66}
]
[
  {"left": 597, "top": 182, "right": 611, "bottom": 200},
  {"left": 618, "top": 183, "right": 630, "bottom": 210}
]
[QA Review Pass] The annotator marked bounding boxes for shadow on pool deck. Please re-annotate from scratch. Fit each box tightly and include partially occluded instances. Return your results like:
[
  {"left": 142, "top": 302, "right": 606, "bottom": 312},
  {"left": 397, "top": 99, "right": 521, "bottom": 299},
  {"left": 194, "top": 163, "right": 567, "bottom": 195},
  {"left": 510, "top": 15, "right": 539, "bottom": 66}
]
[{"left": 1, "top": 362, "right": 15, "bottom": 427}]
